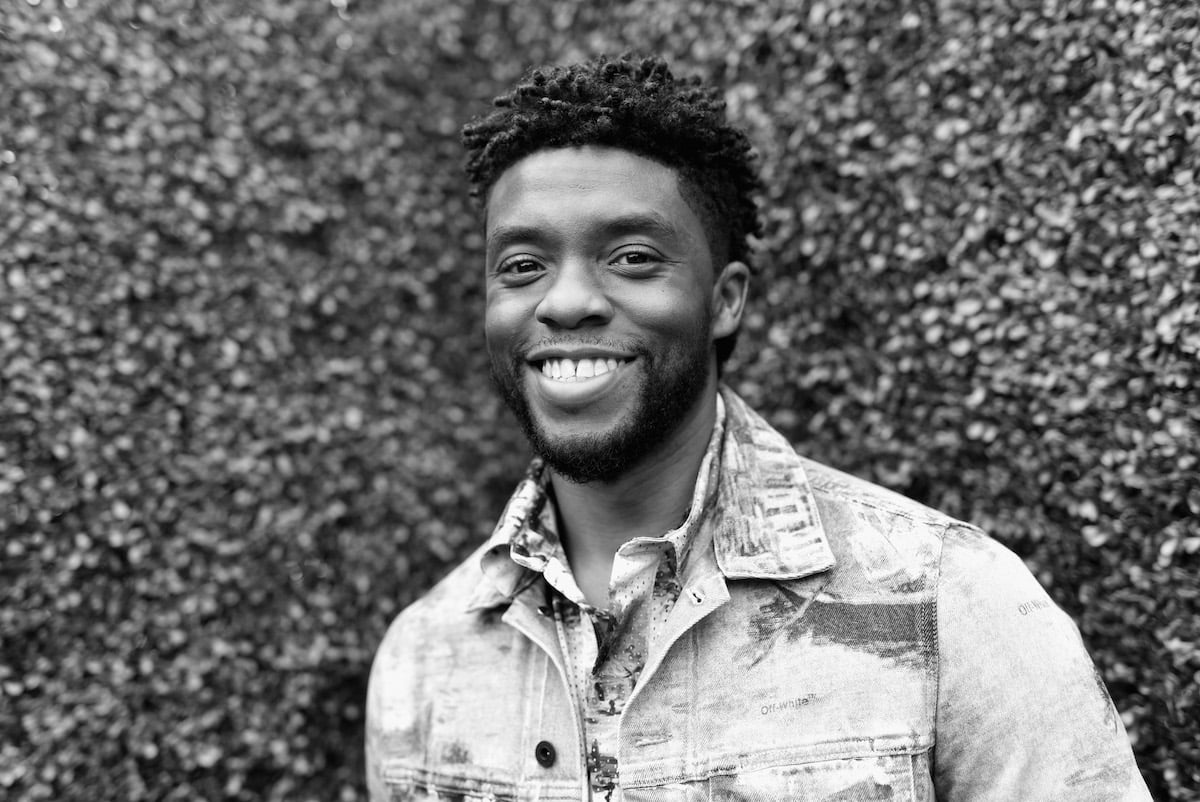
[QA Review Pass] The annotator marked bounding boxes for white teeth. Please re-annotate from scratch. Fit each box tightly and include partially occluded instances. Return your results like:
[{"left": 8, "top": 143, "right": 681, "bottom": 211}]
[{"left": 539, "top": 357, "right": 626, "bottom": 382}]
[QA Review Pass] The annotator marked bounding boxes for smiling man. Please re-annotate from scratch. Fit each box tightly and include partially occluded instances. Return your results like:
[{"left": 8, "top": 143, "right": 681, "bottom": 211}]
[{"left": 366, "top": 55, "right": 1150, "bottom": 801}]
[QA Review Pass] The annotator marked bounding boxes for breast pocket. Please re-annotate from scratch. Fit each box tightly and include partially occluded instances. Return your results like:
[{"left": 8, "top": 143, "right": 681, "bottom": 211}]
[
  {"left": 699, "top": 752, "right": 933, "bottom": 802},
  {"left": 382, "top": 762, "right": 519, "bottom": 802}
]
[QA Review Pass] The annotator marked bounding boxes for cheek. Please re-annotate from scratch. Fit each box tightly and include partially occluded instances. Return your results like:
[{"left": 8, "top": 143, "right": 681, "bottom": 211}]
[
  {"left": 484, "top": 294, "right": 531, "bottom": 351},
  {"left": 616, "top": 284, "right": 712, "bottom": 337}
]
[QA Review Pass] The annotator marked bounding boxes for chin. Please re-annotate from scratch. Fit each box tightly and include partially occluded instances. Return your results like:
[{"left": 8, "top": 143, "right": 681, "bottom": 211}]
[
  {"left": 526, "top": 422, "right": 647, "bottom": 484},
  {"left": 490, "top": 337, "right": 714, "bottom": 483}
]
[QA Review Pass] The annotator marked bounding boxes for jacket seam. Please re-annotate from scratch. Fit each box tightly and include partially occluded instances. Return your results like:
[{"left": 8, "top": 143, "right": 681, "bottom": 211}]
[
  {"left": 931, "top": 518, "right": 950, "bottom": 786},
  {"left": 621, "top": 742, "right": 935, "bottom": 788},
  {"left": 805, "top": 479, "right": 954, "bottom": 528}
]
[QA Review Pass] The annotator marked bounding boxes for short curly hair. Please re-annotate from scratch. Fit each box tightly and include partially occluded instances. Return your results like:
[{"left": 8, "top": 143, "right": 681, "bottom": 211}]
[{"left": 462, "top": 54, "right": 762, "bottom": 366}]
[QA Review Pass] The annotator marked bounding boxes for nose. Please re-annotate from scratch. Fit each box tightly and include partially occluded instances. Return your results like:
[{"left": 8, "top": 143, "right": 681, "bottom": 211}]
[{"left": 534, "top": 261, "right": 613, "bottom": 329}]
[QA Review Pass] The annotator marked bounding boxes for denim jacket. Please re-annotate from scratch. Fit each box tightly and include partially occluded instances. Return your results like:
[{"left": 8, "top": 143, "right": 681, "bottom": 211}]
[{"left": 366, "top": 388, "right": 1151, "bottom": 801}]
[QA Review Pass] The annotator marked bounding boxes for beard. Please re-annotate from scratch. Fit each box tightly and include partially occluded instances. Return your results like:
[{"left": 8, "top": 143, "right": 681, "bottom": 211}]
[{"left": 489, "top": 328, "right": 713, "bottom": 484}]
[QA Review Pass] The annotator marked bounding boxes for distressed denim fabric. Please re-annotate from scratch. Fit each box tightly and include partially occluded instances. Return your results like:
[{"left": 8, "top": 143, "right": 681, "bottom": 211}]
[{"left": 366, "top": 387, "right": 1151, "bottom": 801}]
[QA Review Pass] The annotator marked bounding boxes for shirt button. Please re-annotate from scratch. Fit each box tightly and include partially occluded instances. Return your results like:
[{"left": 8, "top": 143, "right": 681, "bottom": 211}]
[{"left": 534, "top": 740, "right": 556, "bottom": 768}]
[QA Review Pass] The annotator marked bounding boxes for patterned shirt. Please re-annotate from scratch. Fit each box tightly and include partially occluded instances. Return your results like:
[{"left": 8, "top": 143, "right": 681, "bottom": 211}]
[{"left": 505, "top": 397, "right": 726, "bottom": 799}]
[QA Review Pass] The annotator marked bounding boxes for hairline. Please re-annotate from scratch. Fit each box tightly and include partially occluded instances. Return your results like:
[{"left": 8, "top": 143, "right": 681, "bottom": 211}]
[{"left": 481, "top": 145, "right": 732, "bottom": 269}]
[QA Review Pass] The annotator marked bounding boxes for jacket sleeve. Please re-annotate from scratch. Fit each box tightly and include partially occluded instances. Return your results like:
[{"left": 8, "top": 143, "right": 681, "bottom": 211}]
[
  {"left": 932, "top": 524, "right": 1151, "bottom": 801},
  {"left": 365, "top": 610, "right": 423, "bottom": 802},
  {"left": 364, "top": 619, "right": 394, "bottom": 802}
]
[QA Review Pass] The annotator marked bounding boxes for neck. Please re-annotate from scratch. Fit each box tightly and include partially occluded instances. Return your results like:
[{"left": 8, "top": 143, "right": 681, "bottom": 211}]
[{"left": 550, "top": 388, "right": 719, "bottom": 606}]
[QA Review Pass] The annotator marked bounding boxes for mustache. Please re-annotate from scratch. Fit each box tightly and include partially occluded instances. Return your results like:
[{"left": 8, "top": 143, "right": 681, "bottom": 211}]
[{"left": 516, "top": 336, "right": 647, "bottom": 357}]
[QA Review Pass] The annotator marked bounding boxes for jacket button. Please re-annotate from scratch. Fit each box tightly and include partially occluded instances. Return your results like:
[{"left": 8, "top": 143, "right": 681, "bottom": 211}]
[{"left": 534, "top": 740, "right": 556, "bottom": 768}]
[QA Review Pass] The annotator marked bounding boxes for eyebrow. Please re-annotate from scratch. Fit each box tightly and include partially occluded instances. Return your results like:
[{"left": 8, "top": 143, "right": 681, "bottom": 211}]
[{"left": 486, "top": 211, "right": 685, "bottom": 254}]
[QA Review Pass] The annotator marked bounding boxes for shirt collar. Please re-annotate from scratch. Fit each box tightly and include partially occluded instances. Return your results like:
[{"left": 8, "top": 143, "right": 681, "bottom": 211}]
[
  {"left": 467, "top": 387, "right": 835, "bottom": 612},
  {"left": 610, "top": 391, "right": 727, "bottom": 579}
]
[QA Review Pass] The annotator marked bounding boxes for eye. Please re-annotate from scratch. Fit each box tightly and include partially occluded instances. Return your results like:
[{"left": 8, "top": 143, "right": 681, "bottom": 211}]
[
  {"left": 494, "top": 255, "right": 545, "bottom": 280},
  {"left": 609, "top": 248, "right": 662, "bottom": 269}
]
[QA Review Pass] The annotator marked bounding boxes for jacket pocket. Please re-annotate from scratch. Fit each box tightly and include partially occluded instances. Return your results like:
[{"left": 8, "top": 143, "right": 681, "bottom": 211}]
[
  {"left": 622, "top": 751, "right": 932, "bottom": 801},
  {"left": 382, "top": 762, "right": 519, "bottom": 802},
  {"left": 700, "top": 752, "right": 931, "bottom": 802}
]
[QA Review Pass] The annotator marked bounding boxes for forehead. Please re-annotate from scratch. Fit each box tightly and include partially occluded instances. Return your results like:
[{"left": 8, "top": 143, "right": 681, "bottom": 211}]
[{"left": 485, "top": 146, "right": 703, "bottom": 237}]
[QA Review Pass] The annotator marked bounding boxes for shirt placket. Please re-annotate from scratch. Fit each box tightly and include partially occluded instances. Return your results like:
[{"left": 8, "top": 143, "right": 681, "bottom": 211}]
[
  {"left": 552, "top": 597, "right": 614, "bottom": 799},
  {"left": 552, "top": 541, "right": 681, "bottom": 801}
]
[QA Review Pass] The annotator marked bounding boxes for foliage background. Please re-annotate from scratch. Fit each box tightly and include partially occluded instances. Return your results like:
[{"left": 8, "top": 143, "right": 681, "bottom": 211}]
[{"left": 1, "top": 0, "right": 1196, "bottom": 799}]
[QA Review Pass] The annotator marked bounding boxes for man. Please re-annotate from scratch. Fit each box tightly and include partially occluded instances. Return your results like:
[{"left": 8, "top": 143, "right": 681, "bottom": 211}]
[{"left": 366, "top": 55, "right": 1150, "bottom": 800}]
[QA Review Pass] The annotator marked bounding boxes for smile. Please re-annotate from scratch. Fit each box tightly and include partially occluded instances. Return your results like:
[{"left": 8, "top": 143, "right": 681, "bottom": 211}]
[{"left": 538, "top": 357, "right": 631, "bottom": 382}]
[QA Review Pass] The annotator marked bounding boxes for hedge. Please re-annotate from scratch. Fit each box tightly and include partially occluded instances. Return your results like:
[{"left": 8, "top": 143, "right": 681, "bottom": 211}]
[{"left": 1, "top": 0, "right": 1196, "bottom": 799}]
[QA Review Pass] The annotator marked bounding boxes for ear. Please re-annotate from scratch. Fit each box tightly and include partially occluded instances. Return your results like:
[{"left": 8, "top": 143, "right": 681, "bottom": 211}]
[{"left": 711, "top": 261, "right": 750, "bottom": 340}]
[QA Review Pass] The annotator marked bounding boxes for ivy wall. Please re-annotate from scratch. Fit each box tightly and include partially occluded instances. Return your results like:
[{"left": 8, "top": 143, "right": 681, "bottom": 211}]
[{"left": 1, "top": 0, "right": 1196, "bottom": 799}]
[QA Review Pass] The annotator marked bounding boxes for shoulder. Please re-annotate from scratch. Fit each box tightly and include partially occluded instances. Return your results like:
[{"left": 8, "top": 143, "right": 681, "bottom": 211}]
[
  {"left": 782, "top": 448, "right": 1078, "bottom": 648},
  {"left": 373, "top": 540, "right": 496, "bottom": 666},
  {"left": 366, "top": 541, "right": 503, "bottom": 748},
  {"left": 365, "top": 541, "right": 507, "bottom": 797},
  {"left": 788, "top": 454, "right": 1075, "bottom": 651},
  {"left": 720, "top": 387, "right": 1017, "bottom": 592},
  {"left": 774, "top": 449, "right": 1056, "bottom": 633},
  {"left": 795, "top": 457, "right": 966, "bottom": 585},
  {"left": 800, "top": 455, "right": 960, "bottom": 530},
  {"left": 803, "top": 456, "right": 1040, "bottom": 597},
  {"left": 367, "top": 538, "right": 525, "bottom": 725}
]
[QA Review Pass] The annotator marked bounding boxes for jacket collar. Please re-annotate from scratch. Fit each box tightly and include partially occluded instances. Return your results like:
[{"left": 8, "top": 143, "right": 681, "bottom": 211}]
[
  {"left": 467, "top": 386, "right": 835, "bottom": 612},
  {"left": 708, "top": 389, "right": 836, "bottom": 580},
  {"left": 467, "top": 461, "right": 550, "bottom": 611}
]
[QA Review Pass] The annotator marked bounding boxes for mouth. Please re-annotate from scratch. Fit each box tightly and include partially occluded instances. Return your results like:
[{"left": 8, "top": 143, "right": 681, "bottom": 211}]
[{"left": 536, "top": 356, "right": 633, "bottom": 382}]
